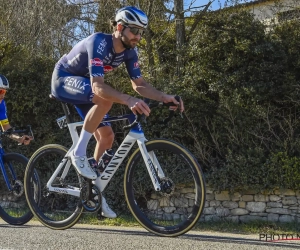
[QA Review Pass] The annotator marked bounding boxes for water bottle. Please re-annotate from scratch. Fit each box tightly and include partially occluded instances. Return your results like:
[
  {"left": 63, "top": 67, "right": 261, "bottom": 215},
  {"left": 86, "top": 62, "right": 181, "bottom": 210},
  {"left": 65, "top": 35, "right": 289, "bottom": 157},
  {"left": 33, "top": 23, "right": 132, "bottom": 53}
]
[{"left": 98, "top": 149, "right": 114, "bottom": 173}]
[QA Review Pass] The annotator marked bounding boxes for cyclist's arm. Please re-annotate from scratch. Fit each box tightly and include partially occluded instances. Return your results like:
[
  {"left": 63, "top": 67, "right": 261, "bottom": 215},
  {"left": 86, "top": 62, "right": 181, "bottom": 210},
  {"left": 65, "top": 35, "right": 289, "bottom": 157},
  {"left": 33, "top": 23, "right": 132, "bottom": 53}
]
[
  {"left": 130, "top": 77, "right": 166, "bottom": 102},
  {"left": 131, "top": 77, "right": 184, "bottom": 111},
  {"left": 91, "top": 76, "right": 131, "bottom": 105},
  {"left": 2, "top": 123, "right": 32, "bottom": 145},
  {"left": 125, "top": 52, "right": 182, "bottom": 110},
  {"left": 2, "top": 123, "right": 22, "bottom": 143}
]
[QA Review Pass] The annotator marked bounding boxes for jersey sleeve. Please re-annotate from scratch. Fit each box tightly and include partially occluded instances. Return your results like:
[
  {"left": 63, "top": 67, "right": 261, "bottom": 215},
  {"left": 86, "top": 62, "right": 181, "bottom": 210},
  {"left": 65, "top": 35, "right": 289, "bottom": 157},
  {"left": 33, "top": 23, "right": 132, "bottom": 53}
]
[
  {"left": 0, "top": 101, "right": 9, "bottom": 126},
  {"left": 86, "top": 34, "right": 107, "bottom": 78},
  {"left": 125, "top": 49, "right": 142, "bottom": 80}
]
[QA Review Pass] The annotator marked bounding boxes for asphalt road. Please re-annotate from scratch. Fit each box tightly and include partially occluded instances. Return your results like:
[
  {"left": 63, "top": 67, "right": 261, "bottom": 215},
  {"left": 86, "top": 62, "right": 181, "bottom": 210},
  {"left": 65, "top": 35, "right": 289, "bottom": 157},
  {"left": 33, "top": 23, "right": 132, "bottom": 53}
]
[{"left": 0, "top": 220, "right": 299, "bottom": 250}]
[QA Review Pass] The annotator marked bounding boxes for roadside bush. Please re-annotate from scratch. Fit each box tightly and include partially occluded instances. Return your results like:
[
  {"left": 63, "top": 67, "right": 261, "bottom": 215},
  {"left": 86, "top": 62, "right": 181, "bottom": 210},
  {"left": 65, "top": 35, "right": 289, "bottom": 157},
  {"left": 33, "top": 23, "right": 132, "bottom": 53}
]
[
  {"left": 2, "top": 9, "right": 300, "bottom": 210},
  {"left": 167, "top": 11, "right": 300, "bottom": 191},
  {"left": 0, "top": 40, "right": 74, "bottom": 158}
]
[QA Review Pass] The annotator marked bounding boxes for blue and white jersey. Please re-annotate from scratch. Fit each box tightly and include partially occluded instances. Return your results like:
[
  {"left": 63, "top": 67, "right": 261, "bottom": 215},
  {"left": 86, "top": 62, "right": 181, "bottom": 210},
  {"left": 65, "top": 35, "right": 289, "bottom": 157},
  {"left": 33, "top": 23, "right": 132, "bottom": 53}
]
[
  {"left": 55, "top": 33, "right": 142, "bottom": 80},
  {"left": 0, "top": 100, "right": 9, "bottom": 126}
]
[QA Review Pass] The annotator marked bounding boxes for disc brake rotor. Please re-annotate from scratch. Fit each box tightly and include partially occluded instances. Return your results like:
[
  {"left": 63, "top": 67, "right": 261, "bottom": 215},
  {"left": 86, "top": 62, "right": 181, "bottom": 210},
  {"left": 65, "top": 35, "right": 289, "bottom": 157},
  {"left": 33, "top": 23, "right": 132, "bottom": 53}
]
[
  {"left": 12, "top": 180, "right": 24, "bottom": 197},
  {"left": 159, "top": 177, "right": 175, "bottom": 197}
]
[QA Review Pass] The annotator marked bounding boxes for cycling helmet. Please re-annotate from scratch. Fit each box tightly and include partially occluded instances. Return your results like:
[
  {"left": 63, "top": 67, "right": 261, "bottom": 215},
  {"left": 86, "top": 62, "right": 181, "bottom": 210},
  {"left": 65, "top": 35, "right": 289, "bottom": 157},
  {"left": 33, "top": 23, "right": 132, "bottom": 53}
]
[
  {"left": 0, "top": 75, "right": 9, "bottom": 89},
  {"left": 115, "top": 6, "right": 148, "bottom": 28}
]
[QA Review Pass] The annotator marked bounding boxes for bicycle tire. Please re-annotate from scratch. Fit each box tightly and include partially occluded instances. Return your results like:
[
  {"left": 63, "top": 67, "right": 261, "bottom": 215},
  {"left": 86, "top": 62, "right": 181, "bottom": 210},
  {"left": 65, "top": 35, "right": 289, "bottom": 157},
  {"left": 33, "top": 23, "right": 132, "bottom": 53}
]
[
  {"left": 124, "top": 139, "right": 206, "bottom": 237},
  {"left": 24, "top": 144, "right": 83, "bottom": 230},
  {"left": 0, "top": 153, "right": 37, "bottom": 225}
]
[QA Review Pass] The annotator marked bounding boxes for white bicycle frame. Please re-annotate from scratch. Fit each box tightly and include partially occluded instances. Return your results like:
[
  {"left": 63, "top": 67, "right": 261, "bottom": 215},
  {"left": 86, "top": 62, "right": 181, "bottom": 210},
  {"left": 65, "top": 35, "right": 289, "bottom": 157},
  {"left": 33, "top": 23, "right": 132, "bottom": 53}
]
[{"left": 46, "top": 115, "right": 166, "bottom": 197}]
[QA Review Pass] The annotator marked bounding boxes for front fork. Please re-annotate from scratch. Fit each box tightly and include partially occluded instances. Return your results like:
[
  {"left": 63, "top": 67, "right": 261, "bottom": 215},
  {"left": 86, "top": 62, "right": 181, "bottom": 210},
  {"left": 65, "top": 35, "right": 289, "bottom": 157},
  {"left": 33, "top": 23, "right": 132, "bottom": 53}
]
[
  {"left": 137, "top": 139, "right": 165, "bottom": 191},
  {"left": 0, "top": 155, "right": 17, "bottom": 191}
]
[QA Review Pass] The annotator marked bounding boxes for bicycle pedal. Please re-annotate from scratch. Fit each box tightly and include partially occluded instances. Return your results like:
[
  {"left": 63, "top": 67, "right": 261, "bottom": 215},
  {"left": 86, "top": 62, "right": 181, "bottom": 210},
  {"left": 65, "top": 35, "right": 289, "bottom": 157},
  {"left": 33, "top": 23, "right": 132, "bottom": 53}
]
[{"left": 86, "top": 200, "right": 96, "bottom": 208}]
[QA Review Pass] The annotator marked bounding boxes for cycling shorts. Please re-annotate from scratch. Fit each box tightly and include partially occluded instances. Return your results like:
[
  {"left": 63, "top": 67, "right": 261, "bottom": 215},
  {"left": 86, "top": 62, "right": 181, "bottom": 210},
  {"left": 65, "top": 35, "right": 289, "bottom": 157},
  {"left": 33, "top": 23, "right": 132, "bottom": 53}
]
[{"left": 51, "top": 69, "right": 110, "bottom": 128}]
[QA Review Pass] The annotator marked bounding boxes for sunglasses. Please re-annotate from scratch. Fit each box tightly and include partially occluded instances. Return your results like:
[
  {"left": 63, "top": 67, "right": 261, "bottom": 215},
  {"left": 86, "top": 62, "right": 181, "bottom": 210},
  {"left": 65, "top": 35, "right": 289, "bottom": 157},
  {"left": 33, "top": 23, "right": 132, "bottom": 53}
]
[
  {"left": 124, "top": 25, "right": 145, "bottom": 36},
  {"left": 0, "top": 89, "right": 7, "bottom": 95}
]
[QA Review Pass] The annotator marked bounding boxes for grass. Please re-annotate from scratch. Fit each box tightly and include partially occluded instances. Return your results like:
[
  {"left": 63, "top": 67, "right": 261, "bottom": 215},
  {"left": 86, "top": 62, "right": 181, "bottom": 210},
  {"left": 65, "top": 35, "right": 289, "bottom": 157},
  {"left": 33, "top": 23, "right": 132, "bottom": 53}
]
[
  {"left": 193, "top": 220, "right": 300, "bottom": 235},
  {"left": 76, "top": 213, "right": 300, "bottom": 235},
  {"left": 79, "top": 213, "right": 140, "bottom": 227}
]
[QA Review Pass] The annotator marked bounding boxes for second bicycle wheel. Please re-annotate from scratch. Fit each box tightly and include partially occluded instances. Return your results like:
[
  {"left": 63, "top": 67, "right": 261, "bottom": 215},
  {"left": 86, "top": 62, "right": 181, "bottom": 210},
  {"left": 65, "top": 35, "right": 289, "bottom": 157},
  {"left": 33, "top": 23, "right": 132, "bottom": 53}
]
[
  {"left": 124, "top": 139, "right": 206, "bottom": 237},
  {"left": 0, "top": 153, "right": 37, "bottom": 225},
  {"left": 24, "top": 144, "right": 83, "bottom": 229}
]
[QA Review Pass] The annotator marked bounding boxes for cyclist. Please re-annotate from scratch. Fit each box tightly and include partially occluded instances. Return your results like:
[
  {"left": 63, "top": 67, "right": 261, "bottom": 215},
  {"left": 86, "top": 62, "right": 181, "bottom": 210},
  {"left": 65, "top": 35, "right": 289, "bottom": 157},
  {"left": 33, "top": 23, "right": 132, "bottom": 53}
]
[
  {"left": 51, "top": 6, "right": 184, "bottom": 218},
  {"left": 0, "top": 75, "right": 33, "bottom": 145}
]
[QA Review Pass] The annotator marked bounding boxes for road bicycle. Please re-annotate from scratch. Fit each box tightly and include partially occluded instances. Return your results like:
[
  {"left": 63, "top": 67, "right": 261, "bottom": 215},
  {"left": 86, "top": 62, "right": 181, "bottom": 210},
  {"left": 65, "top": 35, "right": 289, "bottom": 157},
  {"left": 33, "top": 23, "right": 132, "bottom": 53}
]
[
  {"left": 24, "top": 96, "right": 206, "bottom": 237},
  {"left": 0, "top": 126, "right": 38, "bottom": 225}
]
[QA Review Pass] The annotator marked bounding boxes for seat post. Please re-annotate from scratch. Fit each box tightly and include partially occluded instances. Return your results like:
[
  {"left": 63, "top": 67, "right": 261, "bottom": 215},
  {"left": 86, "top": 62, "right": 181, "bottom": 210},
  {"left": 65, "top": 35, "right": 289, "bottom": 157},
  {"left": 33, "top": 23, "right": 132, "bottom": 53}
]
[{"left": 61, "top": 102, "right": 73, "bottom": 124}]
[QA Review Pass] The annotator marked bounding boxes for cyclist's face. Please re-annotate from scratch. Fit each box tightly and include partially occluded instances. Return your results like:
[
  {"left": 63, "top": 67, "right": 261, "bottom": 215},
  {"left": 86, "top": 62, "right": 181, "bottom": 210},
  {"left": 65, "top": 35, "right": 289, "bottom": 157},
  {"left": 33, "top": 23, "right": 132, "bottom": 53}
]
[
  {"left": 0, "top": 89, "right": 7, "bottom": 101},
  {"left": 121, "top": 25, "right": 143, "bottom": 48}
]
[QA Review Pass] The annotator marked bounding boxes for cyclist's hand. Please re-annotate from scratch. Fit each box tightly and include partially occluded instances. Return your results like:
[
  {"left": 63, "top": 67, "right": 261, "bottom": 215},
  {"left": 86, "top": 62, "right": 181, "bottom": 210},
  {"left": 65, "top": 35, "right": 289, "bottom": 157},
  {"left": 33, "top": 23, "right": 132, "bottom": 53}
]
[
  {"left": 20, "top": 135, "right": 33, "bottom": 145},
  {"left": 127, "top": 97, "right": 150, "bottom": 116},
  {"left": 162, "top": 95, "right": 185, "bottom": 113}
]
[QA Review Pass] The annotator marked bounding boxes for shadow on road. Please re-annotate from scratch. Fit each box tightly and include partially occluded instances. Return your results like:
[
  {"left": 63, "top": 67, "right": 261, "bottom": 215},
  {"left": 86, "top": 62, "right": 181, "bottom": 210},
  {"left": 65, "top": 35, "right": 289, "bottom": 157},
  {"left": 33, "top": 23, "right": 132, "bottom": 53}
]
[
  {"left": 74, "top": 225, "right": 300, "bottom": 249},
  {"left": 1, "top": 223, "right": 299, "bottom": 249},
  {"left": 182, "top": 233, "right": 300, "bottom": 249}
]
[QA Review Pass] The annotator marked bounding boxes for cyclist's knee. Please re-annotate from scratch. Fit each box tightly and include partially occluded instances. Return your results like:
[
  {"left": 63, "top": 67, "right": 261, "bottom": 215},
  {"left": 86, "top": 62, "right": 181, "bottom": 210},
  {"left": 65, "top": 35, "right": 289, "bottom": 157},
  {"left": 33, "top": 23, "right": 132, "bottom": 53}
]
[
  {"left": 95, "top": 127, "right": 114, "bottom": 145},
  {"left": 102, "top": 129, "right": 114, "bottom": 145}
]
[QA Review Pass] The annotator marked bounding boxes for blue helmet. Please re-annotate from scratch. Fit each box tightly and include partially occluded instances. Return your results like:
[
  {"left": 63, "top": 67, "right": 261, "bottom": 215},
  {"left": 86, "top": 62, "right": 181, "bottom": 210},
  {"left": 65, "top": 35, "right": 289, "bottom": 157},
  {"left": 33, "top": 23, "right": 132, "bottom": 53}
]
[
  {"left": 0, "top": 75, "right": 9, "bottom": 89},
  {"left": 115, "top": 6, "right": 148, "bottom": 28}
]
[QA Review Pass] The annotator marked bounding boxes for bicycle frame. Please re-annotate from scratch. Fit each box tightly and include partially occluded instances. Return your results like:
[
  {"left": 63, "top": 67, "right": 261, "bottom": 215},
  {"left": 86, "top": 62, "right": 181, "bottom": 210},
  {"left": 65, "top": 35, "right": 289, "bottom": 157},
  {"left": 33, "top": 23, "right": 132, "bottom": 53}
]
[
  {"left": 0, "top": 139, "right": 17, "bottom": 191},
  {"left": 46, "top": 112, "right": 165, "bottom": 197},
  {"left": 0, "top": 126, "right": 34, "bottom": 192}
]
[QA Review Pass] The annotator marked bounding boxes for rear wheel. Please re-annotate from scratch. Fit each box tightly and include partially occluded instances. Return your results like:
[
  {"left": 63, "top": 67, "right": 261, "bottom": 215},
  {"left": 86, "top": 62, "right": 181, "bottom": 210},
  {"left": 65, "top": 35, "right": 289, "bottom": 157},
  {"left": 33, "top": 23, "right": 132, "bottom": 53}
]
[
  {"left": 24, "top": 144, "right": 83, "bottom": 229},
  {"left": 124, "top": 139, "right": 206, "bottom": 237},
  {"left": 0, "top": 153, "right": 37, "bottom": 225}
]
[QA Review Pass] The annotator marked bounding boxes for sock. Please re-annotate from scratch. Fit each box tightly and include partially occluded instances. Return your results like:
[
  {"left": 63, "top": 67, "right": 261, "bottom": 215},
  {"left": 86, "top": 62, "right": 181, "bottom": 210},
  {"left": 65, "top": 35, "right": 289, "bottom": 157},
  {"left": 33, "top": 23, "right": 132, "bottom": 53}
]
[{"left": 73, "top": 129, "right": 93, "bottom": 156}]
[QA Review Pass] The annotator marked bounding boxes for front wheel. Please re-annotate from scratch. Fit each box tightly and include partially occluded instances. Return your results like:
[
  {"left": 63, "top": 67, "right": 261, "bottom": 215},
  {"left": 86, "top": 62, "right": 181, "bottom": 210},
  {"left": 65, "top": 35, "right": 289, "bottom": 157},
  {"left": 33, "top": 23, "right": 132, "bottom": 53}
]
[
  {"left": 124, "top": 139, "right": 206, "bottom": 237},
  {"left": 0, "top": 153, "right": 37, "bottom": 225}
]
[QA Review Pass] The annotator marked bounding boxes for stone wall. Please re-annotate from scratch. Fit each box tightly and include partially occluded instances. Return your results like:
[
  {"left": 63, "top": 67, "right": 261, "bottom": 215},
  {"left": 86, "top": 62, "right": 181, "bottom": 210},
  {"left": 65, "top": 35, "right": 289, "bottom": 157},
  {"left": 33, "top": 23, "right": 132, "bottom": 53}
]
[{"left": 201, "top": 186, "right": 300, "bottom": 223}]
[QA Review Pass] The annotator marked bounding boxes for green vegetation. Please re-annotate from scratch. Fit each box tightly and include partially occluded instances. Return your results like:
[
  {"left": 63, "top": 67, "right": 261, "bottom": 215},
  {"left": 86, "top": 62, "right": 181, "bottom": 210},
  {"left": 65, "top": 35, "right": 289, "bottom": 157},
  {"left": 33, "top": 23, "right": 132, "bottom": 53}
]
[
  {"left": 1, "top": 3, "right": 300, "bottom": 210},
  {"left": 75, "top": 214, "right": 300, "bottom": 234}
]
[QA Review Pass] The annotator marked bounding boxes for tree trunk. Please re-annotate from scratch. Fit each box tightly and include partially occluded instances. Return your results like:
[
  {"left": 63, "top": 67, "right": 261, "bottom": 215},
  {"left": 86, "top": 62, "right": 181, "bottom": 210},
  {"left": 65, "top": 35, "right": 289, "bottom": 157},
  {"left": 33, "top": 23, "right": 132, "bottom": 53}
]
[{"left": 174, "top": 0, "right": 185, "bottom": 76}]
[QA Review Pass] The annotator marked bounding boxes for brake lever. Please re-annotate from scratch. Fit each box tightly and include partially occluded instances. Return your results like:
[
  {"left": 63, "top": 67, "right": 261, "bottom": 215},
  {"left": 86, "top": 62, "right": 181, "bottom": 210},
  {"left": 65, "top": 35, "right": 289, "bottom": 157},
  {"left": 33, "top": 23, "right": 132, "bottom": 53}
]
[
  {"left": 161, "top": 95, "right": 183, "bottom": 124},
  {"left": 27, "top": 125, "right": 34, "bottom": 140},
  {"left": 173, "top": 95, "right": 183, "bottom": 118},
  {"left": 18, "top": 125, "right": 34, "bottom": 145}
]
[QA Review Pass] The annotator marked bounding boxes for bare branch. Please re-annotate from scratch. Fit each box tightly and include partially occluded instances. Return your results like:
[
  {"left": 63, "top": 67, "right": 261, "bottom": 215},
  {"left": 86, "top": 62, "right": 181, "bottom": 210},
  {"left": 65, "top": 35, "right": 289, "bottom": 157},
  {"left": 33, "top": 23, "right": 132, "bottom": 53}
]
[{"left": 186, "top": 1, "right": 213, "bottom": 44}]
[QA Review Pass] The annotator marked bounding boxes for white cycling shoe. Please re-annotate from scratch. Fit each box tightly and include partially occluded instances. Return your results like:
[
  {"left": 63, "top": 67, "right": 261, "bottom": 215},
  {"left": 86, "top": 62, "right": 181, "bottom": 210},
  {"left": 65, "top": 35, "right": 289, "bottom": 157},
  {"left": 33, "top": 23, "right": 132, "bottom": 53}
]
[
  {"left": 101, "top": 196, "right": 117, "bottom": 218},
  {"left": 70, "top": 150, "right": 97, "bottom": 180},
  {"left": 93, "top": 194, "right": 117, "bottom": 218}
]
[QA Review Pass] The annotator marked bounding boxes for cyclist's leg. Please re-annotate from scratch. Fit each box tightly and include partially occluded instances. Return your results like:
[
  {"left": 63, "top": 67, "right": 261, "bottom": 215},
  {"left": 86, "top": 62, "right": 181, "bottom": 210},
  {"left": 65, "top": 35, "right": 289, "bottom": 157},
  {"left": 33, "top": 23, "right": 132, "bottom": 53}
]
[
  {"left": 73, "top": 96, "right": 112, "bottom": 163},
  {"left": 84, "top": 95, "right": 113, "bottom": 133},
  {"left": 51, "top": 69, "right": 94, "bottom": 105},
  {"left": 74, "top": 105, "right": 114, "bottom": 162},
  {"left": 51, "top": 70, "right": 116, "bottom": 217},
  {"left": 93, "top": 126, "right": 114, "bottom": 162},
  {"left": 93, "top": 126, "right": 116, "bottom": 218},
  {"left": 75, "top": 104, "right": 116, "bottom": 218},
  {"left": 52, "top": 68, "right": 113, "bottom": 132},
  {"left": 51, "top": 69, "right": 98, "bottom": 179}
]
